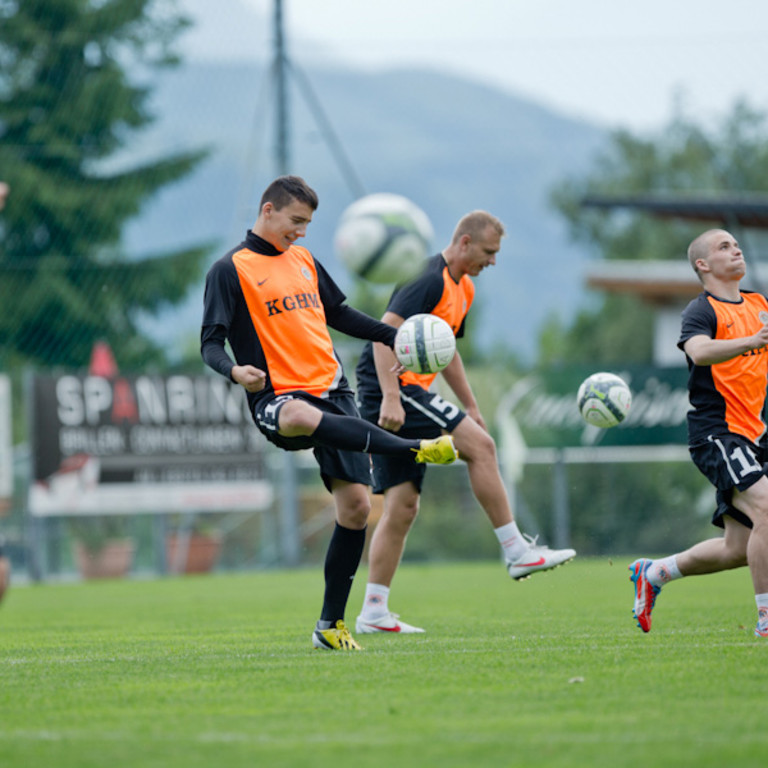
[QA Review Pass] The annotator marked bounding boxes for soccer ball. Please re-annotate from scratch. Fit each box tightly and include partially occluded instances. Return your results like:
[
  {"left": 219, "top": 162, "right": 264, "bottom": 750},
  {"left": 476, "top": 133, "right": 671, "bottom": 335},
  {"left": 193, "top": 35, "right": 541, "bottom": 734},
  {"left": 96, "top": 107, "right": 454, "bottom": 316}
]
[
  {"left": 334, "top": 193, "right": 433, "bottom": 284},
  {"left": 394, "top": 313, "right": 456, "bottom": 374},
  {"left": 576, "top": 372, "right": 632, "bottom": 428}
]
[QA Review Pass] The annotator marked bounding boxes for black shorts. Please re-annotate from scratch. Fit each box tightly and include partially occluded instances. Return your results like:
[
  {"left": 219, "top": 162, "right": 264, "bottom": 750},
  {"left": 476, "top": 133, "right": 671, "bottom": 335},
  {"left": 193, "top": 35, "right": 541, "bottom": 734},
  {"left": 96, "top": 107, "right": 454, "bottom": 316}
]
[
  {"left": 690, "top": 434, "right": 767, "bottom": 529},
  {"left": 357, "top": 384, "right": 466, "bottom": 494},
  {"left": 253, "top": 390, "right": 372, "bottom": 492}
]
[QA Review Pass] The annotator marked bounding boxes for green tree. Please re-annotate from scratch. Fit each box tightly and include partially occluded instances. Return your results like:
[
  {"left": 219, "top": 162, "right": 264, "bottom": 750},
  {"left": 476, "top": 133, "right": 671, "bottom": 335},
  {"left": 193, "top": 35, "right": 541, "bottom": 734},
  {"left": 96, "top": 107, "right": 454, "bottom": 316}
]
[
  {"left": 545, "top": 100, "right": 768, "bottom": 366},
  {"left": 0, "top": 0, "right": 209, "bottom": 370}
]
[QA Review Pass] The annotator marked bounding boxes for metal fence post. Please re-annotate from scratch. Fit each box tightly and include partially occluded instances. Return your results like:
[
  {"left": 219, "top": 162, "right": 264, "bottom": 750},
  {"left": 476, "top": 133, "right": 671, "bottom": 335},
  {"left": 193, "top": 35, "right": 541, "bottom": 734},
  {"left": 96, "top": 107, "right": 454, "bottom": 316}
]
[{"left": 553, "top": 448, "right": 571, "bottom": 548}]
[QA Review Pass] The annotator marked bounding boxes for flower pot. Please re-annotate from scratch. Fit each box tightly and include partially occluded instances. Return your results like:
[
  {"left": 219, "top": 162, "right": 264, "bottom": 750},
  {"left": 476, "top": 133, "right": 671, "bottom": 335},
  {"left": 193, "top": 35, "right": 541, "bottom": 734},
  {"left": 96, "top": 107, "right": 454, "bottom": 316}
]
[
  {"left": 73, "top": 539, "right": 134, "bottom": 580},
  {"left": 165, "top": 533, "right": 222, "bottom": 574}
]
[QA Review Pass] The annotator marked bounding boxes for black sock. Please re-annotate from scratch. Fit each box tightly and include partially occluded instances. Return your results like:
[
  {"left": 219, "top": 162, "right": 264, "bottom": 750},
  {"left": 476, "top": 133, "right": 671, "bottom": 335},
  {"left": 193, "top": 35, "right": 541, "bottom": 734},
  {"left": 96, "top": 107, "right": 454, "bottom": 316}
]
[
  {"left": 319, "top": 523, "right": 367, "bottom": 624},
  {"left": 313, "top": 412, "right": 420, "bottom": 456}
]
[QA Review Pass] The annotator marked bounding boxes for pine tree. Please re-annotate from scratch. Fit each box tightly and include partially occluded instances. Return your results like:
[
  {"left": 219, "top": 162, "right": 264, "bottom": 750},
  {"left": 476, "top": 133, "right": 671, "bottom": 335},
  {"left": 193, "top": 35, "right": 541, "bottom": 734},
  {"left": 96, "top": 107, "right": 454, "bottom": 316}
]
[{"left": 0, "top": 0, "right": 209, "bottom": 369}]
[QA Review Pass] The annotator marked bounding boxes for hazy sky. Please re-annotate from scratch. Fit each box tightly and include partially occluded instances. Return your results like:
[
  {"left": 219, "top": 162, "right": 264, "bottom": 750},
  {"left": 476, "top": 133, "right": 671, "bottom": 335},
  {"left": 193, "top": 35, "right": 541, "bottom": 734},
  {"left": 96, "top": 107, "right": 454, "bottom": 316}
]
[{"left": 182, "top": 0, "right": 768, "bottom": 132}]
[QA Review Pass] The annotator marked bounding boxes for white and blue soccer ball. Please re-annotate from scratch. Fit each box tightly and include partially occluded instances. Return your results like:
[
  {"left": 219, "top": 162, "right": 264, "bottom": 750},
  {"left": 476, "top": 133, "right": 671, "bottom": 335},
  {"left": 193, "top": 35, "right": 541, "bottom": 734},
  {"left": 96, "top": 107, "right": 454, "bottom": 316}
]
[
  {"left": 576, "top": 372, "right": 632, "bottom": 428},
  {"left": 394, "top": 313, "right": 456, "bottom": 374},
  {"left": 334, "top": 193, "right": 433, "bottom": 284}
]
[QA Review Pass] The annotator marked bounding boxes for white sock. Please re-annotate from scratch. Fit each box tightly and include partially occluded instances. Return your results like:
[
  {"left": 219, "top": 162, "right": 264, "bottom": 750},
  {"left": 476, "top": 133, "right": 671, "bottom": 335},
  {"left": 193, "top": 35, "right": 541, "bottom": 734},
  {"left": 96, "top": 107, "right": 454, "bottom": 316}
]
[
  {"left": 361, "top": 583, "right": 390, "bottom": 618},
  {"left": 494, "top": 521, "right": 527, "bottom": 562},
  {"left": 755, "top": 593, "right": 768, "bottom": 627},
  {"left": 648, "top": 555, "right": 682, "bottom": 587}
]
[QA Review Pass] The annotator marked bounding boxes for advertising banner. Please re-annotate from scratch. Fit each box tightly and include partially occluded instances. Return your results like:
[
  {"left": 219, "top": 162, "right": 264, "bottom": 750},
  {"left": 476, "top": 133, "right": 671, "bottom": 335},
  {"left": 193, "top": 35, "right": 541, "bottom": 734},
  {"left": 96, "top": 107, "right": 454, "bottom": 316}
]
[
  {"left": 29, "top": 374, "right": 273, "bottom": 516},
  {"left": 506, "top": 365, "right": 690, "bottom": 449}
]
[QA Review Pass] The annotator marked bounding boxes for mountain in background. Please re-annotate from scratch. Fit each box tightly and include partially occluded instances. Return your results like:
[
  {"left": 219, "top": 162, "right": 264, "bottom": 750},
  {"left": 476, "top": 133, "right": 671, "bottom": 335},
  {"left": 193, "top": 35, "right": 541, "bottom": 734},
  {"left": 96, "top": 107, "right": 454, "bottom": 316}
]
[{"left": 121, "top": 53, "right": 608, "bottom": 361}]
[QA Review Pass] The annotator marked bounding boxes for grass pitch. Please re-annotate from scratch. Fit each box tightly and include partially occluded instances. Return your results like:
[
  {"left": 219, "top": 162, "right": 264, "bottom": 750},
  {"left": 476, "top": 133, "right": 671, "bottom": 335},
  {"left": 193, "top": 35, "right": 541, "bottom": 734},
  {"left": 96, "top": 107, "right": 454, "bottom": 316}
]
[{"left": 0, "top": 557, "right": 765, "bottom": 767}]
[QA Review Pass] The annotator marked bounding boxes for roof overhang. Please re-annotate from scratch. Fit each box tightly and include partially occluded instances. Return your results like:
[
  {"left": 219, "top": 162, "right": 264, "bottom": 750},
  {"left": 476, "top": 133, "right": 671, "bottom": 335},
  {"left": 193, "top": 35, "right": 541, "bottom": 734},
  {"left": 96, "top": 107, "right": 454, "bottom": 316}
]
[
  {"left": 580, "top": 193, "right": 768, "bottom": 302},
  {"left": 585, "top": 260, "right": 768, "bottom": 304},
  {"left": 581, "top": 193, "right": 768, "bottom": 228},
  {"left": 584, "top": 261, "right": 701, "bottom": 303}
]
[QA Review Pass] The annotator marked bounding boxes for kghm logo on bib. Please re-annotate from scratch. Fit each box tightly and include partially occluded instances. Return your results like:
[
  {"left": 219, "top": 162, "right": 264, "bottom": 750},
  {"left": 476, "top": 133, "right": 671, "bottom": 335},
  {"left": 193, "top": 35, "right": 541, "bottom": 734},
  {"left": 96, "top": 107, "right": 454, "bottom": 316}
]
[{"left": 265, "top": 293, "right": 320, "bottom": 316}]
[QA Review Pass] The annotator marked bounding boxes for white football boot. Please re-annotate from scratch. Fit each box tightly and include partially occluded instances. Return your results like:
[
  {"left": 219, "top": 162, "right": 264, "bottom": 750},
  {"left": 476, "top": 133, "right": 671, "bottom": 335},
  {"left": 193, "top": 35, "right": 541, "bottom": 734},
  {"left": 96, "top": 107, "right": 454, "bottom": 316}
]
[
  {"left": 355, "top": 612, "right": 425, "bottom": 634},
  {"left": 506, "top": 535, "right": 576, "bottom": 581}
]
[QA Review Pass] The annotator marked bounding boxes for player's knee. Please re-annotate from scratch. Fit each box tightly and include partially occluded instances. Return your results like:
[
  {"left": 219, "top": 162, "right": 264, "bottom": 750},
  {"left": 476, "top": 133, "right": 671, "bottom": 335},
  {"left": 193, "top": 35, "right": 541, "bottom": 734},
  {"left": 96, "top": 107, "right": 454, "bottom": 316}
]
[
  {"left": 742, "top": 498, "right": 768, "bottom": 528},
  {"left": 277, "top": 400, "right": 317, "bottom": 435},
  {"left": 462, "top": 429, "right": 497, "bottom": 463},
  {"left": 748, "top": 508, "right": 768, "bottom": 552},
  {"left": 337, "top": 495, "right": 371, "bottom": 529},
  {"left": 383, "top": 488, "right": 420, "bottom": 529},
  {"left": 395, "top": 495, "right": 420, "bottom": 526}
]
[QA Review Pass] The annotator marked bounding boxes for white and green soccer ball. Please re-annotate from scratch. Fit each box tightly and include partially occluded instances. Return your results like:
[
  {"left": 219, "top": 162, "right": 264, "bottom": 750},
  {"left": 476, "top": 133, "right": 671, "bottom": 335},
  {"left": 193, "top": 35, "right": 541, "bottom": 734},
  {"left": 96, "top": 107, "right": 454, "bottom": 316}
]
[
  {"left": 394, "top": 313, "right": 456, "bottom": 375},
  {"left": 334, "top": 193, "right": 433, "bottom": 284},
  {"left": 576, "top": 372, "right": 632, "bottom": 428}
]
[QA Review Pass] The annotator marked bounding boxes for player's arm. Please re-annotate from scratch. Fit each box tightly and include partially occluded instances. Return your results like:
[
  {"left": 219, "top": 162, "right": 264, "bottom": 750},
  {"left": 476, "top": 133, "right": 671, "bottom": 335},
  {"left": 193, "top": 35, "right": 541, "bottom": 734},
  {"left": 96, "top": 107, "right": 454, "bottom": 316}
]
[
  {"left": 201, "top": 261, "right": 267, "bottom": 393},
  {"left": 440, "top": 350, "right": 486, "bottom": 431},
  {"left": 684, "top": 325, "right": 768, "bottom": 365},
  {"left": 373, "top": 311, "right": 407, "bottom": 432},
  {"left": 200, "top": 324, "right": 266, "bottom": 393},
  {"left": 316, "top": 257, "right": 397, "bottom": 346},
  {"left": 325, "top": 302, "right": 397, "bottom": 346}
]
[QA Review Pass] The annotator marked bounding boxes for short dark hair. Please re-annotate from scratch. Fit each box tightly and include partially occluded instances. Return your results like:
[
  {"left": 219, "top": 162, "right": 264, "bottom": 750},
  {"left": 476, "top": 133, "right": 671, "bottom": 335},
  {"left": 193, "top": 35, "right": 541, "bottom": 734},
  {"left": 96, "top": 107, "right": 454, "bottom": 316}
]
[{"left": 259, "top": 175, "right": 319, "bottom": 212}]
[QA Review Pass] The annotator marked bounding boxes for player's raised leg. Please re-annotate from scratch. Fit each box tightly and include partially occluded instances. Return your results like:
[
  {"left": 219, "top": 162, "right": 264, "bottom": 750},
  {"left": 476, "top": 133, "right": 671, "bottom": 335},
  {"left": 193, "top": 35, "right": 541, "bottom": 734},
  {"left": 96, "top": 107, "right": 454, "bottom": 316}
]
[
  {"left": 278, "top": 398, "right": 458, "bottom": 465},
  {"left": 450, "top": 416, "right": 575, "bottom": 579}
]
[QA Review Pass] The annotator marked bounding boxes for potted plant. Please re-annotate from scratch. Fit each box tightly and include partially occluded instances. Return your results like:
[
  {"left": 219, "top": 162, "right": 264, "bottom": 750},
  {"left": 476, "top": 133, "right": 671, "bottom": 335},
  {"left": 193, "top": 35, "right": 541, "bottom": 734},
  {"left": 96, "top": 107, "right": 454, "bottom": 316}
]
[
  {"left": 69, "top": 515, "right": 135, "bottom": 580},
  {"left": 165, "top": 518, "right": 222, "bottom": 575}
]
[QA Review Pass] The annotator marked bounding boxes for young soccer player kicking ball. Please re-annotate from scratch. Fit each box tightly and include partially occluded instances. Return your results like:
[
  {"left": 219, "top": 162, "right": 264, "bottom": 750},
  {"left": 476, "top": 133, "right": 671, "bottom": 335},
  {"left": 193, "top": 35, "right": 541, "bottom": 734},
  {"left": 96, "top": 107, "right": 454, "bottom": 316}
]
[{"left": 201, "top": 176, "right": 457, "bottom": 650}]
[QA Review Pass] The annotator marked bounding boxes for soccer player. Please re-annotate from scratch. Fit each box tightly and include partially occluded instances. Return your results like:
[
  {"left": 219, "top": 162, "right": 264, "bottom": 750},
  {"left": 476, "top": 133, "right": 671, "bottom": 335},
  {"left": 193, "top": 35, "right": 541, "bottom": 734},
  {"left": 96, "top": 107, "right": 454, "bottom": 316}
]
[
  {"left": 201, "top": 175, "right": 457, "bottom": 651},
  {"left": 354, "top": 210, "right": 576, "bottom": 635},
  {"left": 630, "top": 229, "right": 768, "bottom": 638}
]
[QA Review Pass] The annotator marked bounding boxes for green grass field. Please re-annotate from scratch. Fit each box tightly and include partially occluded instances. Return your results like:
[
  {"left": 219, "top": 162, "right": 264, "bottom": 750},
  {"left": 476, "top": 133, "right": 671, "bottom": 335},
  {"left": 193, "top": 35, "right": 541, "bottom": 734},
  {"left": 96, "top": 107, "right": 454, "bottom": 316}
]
[{"left": 1, "top": 557, "right": 765, "bottom": 767}]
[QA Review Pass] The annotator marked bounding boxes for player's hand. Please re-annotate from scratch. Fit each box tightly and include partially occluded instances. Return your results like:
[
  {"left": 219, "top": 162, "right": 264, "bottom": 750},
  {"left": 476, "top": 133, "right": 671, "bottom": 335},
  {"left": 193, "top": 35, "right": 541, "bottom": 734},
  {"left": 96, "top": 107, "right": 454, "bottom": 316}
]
[
  {"left": 389, "top": 360, "right": 406, "bottom": 375},
  {"left": 752, "top": 322, "right": 768, "bottom": 352},
  {"left": 378, "top": 394, "right": 406, "bottom": 432},
  {"left": 231, "top": 364, "right": 267, "bottom": 392}
]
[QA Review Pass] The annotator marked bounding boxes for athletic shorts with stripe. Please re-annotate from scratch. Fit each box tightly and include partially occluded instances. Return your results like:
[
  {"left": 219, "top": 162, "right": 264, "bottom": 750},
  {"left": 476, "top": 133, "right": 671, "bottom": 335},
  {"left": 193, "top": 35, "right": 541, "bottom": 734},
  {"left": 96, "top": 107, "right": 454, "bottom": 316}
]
[
  {"left": 357, "top": 384, "right": 466, "bottom": 494},
  {"left": 254, "top": 390, "right": 372, "bottom": 492},
  {"left": 690, "top": 433, "right": 768, "bottom": 530}
]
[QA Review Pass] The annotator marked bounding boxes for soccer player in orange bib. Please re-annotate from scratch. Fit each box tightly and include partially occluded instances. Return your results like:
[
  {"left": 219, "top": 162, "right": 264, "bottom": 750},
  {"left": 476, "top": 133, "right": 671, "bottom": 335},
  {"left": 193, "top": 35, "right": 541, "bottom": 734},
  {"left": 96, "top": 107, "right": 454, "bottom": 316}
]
[
  {"left": 201, "top": 176, "right": 457, "bottom": 650},
  {"left": 354, "top": 211, "right": 576, "bottom": 635},
  {"left": 630, "top": 229, "right": 768, "bottom": 638}
]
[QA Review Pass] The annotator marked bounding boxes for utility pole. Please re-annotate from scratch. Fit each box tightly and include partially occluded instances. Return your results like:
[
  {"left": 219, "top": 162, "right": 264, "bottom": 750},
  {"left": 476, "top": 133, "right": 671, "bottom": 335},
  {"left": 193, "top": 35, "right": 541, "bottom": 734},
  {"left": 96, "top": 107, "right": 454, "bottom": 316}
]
[
  {"left": 272, "top": 0, "right": 300, "bottom": 567},
  {"left": 273, "top": 0, "right": 289, "bottom": 175},
  {"left": 271, "top": 0, "right": 364, "bottom": 195},
  {"left": 268, "top": 0, "right": 365, "bottom": 567}
]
